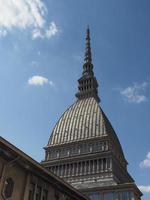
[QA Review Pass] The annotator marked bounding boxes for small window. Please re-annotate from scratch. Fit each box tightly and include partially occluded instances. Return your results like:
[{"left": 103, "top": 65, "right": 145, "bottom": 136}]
[
  {"left": 42, "top": 189, "right": 48, "bottom": 200},
  {"left": 28, "top": 183, "right": 35, "bottom": 200},
  {"left": 55, "top": 191, "right": 60, "bottom": 200},
  {"left": 89, "top": 144, "right": 93, "bottom": 152},
  {"left": 36, "top": 186, "right": 42, "bottom": 200},
  {"left": 103, "top": 158, "right": 106, "bottom": 170},
  {"left": 28, "top": 190, "right": 34, "bottom": 200},
  {"left": 3, "top": 177, "right": 14, "bottom": 198},
  {"left": 56, "top": 150, "right": 59, "bottom": 158},
  {"left": 67, "top": 149, "right": 70, "bottom": 156}
]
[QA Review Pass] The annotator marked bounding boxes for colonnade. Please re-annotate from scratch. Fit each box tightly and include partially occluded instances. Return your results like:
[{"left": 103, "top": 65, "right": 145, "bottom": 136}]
[{"left": 50, "top": 157, "right": 112, "bottom": 177}]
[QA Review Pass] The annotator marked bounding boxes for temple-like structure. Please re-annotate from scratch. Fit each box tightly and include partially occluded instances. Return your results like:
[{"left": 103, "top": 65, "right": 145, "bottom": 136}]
[{"left": 42, "top": 27, "right": 142, "bottom": 200}]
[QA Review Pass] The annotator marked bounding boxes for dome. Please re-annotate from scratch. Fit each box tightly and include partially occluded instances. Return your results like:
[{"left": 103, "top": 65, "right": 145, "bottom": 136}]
[
  {"left": 48, "top": 97, "right": 105, "bottom": 146},
  {"left": 47, "top": 97, "right": 125, "bottom": 160}
]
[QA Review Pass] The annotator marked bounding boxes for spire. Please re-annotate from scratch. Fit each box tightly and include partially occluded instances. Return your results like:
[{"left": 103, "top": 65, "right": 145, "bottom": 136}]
[
  {"left": 82, "top": 26, "right": 94, "bottom": 76},
  {"left": 75, "top": 27, "right": 100, "bottom": 102},
  {"left": 84, "top": 26, "right": 92, "bottom": 64}
]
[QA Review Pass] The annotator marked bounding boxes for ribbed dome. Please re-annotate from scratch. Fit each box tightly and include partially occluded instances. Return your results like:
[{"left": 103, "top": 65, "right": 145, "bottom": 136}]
[
  {"left": 48, "top": 97, "right": 124, "bottom": 158},
  {"left": 48, "top": 98, "right": 103, "bottom": 146}
]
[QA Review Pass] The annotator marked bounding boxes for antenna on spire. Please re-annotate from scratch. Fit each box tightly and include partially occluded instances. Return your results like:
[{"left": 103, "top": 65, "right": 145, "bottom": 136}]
[{"left": 84, "top": 25, "right": 92, "bottom": 64}]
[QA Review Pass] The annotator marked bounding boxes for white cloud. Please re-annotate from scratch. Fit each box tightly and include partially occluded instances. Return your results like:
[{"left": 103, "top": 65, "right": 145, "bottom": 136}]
[
  {"left": 0, "top": 29, "right": 7, "bottom": 37},
  {"left": 32, "top": 29, "right": 43, "bottom": 39},
  {"left": 32, "top": 22, "right": 58, "bottom": 39},
  {"left": 120, "top": 82, "right": 148, "bottom": 103},
  {"left": 0, "top": 0, "right": 58, "bottom": 39},
  {"left": 28, "top": 75, "right": 54, "bottom": 86},
  {"left": 140, "top": 152, "right": 150, "bottom": 168},
  {"left": 45, "top": 22, "right": 58, "bottom": 38},
  {"left": 138, "top": 185, "right": 150, "bottom": 193}
]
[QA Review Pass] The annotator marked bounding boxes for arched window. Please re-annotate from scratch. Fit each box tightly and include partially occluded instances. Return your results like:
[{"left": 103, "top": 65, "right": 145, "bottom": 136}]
[{"left": 3, "top": 177, "right": 14, "bottom": 198}]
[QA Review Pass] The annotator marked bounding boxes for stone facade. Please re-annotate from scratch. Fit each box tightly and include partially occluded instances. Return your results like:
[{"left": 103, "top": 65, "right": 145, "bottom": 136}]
[{"left": 0, "top": 137, "right": 88, "bottom": 200}]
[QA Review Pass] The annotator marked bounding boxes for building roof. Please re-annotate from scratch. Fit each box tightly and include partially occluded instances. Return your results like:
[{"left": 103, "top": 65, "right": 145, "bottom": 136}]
[
  {"left": 48, "top": 97, "right": 124, "bottom": 158},
  {"left": 0, "top": 136, "right": 89, "bottom": 200}
]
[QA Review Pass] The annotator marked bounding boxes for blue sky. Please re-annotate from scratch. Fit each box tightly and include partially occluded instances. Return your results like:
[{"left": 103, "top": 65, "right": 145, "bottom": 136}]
[{"left": 0, "top": 0, "right": 150, "bottom": 199}]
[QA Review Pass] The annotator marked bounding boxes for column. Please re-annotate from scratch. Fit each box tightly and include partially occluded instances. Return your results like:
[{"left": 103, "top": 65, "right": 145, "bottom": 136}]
[
  {"left": 83, "top": 162, "right": 86, "bottom": 175},
  {"left": 105, "top": 158, "right": 108, "bottom": 171},
  {"left": 23, "top": 173, "right": 31, "bottom": 200},
  {"left": 101, "top": 159, "right": 103, "bottom": 171},
  {"left": 64, "top": 164, "right": 67, "bottom": 177},
  {"left": 58, "top": 166, "right": 60, "bottom": 176},
  {"left": 61, "top": 165, "right": 63, "bottom": 176},
  {"left": 86, "top": 161, "right": 89, "bottom": 174},
  {"left": 68, "top": 164, "right": 71, "bottom": 176},
  {"left": 103, "top": 158, "right": 106, "bottom": 171},
  {"left": 107, "top": 158, "right": 110, "bottom": 170},
  {"left": 74, "top": 163, "right": 77, "bottom": 176},
  {"left": 80, "top": 162, "right": 83, "bottom": 175},
  {"left": 110, "top": 158, "right": 112, "bottom": 169},
  {"left": 59, "top": 165, "right": 61, "bottom": 176},
  {"left": 98, "top": 159, "right": 101, "bottom": 172},
  {"left": 89, "top": 160, "right": 91, "bottom": 174},
  {"left": 96, "top": 159, "right": 99, "bottom": 173},
  {"left": 106, "top": 141, "right": 108, "bottom": 151},
  {"left": 90, "top": 160, "right": 93, "bottom": 174},
  {"left": 76, "top": 162, "right": 79, "bottom": 175},
  {"left": 88, "top": 161, "right": 90, "bottom": 174},
  {"left": 55, "top": 166, "right": 57, "bottom": 175},
  {"left": 56, "top": 166, "right": 58, "bottom": 174},
  {"left": 78, "top": 162, "right": 81, "bottom": 175},
  {"left": 66, "top": 164, "right": 68, "bottom": 176},
  {"left": 91, "top": 160, "right": 93, "bottom": 174},
  {"left": 40, "top": 188, "right": 43, "bottom": 200},
  {"left": 72, "top": 163, "right": 75, "bottom": 176},
  {"left": 60, "top": 165, "right": 62, "bottom": 176},
  {"left": 33, "top": 178, "right": 38, "bottom": 200},
  {"left": 102, "top": 142, "right": 104, "bottom": 151}
]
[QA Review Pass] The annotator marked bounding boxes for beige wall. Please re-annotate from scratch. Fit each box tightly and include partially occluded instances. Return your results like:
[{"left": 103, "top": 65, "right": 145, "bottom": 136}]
[
  {"left": 0, "top": 157, "right": 27, "bottom": 199},
  {"left": 0, "top": 156, "right": 71, "bottom": 200}
]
